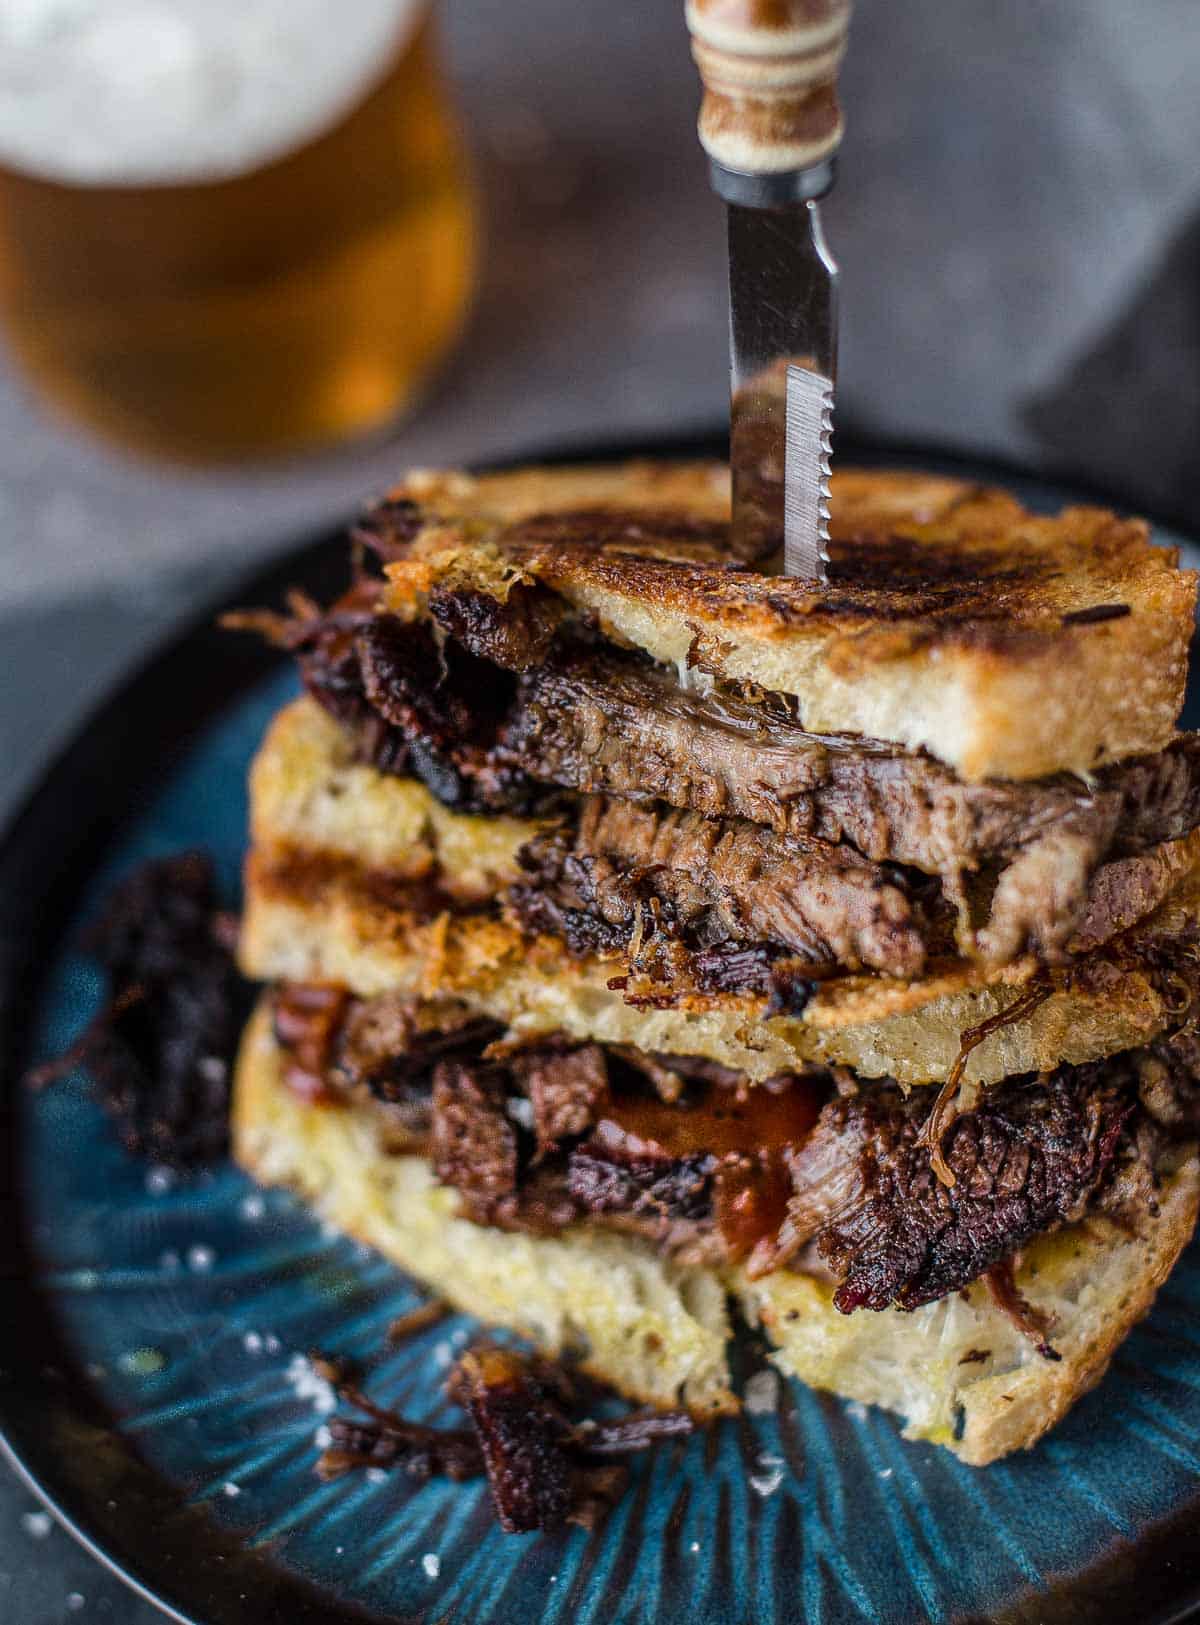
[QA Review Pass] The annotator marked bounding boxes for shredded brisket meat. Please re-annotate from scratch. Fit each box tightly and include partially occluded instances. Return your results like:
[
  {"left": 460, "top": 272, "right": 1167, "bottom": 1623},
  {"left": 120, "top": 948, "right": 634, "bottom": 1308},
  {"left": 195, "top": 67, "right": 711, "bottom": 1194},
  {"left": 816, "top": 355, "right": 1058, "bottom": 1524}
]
[
  {"left": 240, "top": 584, "right": 1200, "bottom": 969},
  {"left": 983, "top": 1260, "right": 1060, "bottom": 1360},
  {"left": 566, "top": 1149, "right": 717, "bottom": 1227},
  {"left": 272, "top": 986, "right": 1200, "bottom": 1314},
  {"left": 510, "top": 794, "right": 947, "bottom": 982},
  {"left": 504, "top": 649, "right": 1200, "bottom": 962},
  {"left": 356, "top": 616, "right": 542, "bottom": 814},
  {"left": 30, "top": 853, "right": 251, "bottom": 1165},
  {"left": 428, "top": 581, "right": 568, "bottom": 672},
  {"left": 510, "top": 1040, "right": 608, "bottom": 1154},
  {"left": 351, "top": 497, "right": 429, "bottom": 562},
  {"left": 274, "top": 987, "right": 504, "bottom": 1153},
  {"left": 227, "top": 587, "right": 549, "bottom": 811},
  {"left": 449, "top": 1346, "right": 576, "bottom": 1531},
  {"left": 790, "top": 1068, "right": 1132, "bottom": 1312},
  {"left": 272, "top": 983, "right": 350, "bottom": 1102},
  {"left": 316, "top": 1383, "right": 484, "bottom": 1484},
  {"left": 335, "top": 1000, "right": 502, "bottom": 1104},
  {"left": 316, "top": 1338, "right": 694, "bottom": 1534}
]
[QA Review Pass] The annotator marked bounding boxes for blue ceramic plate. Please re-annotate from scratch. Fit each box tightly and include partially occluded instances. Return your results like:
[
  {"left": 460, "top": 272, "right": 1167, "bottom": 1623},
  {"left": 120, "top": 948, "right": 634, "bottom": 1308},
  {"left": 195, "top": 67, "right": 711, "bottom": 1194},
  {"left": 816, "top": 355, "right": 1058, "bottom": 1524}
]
[{"left": 6, "top": 439, "right": 1200, "bottom": 1625}]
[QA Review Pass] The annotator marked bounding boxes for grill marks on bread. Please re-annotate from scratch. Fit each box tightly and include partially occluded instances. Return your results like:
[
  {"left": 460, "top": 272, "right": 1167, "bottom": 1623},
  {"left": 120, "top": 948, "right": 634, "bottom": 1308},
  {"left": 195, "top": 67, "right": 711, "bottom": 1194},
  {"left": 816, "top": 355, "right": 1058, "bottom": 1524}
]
[{"left": 378, "top": 467, "right": 1196, "bottom": 782}]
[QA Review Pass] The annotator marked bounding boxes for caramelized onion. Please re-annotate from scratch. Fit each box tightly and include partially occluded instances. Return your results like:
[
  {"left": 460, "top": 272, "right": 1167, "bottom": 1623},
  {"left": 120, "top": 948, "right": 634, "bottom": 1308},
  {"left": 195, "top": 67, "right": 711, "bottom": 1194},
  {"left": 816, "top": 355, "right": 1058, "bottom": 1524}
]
[{"left": 921, "top": 980, "right": 1052, "bottom": 1187}]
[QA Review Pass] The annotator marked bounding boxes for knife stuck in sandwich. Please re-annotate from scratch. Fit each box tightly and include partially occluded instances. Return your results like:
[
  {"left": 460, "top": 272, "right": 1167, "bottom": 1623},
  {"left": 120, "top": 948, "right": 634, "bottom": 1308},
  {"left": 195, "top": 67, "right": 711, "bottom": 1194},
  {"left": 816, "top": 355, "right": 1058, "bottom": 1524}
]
[{"left": 686, "top": 0, "right": 852, "bottom": 577}]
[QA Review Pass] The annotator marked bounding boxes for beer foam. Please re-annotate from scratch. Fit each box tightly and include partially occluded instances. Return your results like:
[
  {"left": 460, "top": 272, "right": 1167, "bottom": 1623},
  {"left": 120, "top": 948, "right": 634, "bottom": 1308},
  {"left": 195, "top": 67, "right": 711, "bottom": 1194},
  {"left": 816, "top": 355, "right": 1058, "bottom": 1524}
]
[{"left": 0, "top": 0, "right": 423, "bottom": 186}]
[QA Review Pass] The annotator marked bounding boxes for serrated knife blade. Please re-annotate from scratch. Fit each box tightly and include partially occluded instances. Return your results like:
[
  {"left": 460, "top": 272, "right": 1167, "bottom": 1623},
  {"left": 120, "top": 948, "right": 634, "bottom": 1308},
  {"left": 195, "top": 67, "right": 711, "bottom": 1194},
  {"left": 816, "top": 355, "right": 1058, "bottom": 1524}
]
[
  {"left": 720, "top": 168, "right": 840, "bottom": 576},
  {"left": 784, "top": 361, "right": 834, "bottom": 578}
]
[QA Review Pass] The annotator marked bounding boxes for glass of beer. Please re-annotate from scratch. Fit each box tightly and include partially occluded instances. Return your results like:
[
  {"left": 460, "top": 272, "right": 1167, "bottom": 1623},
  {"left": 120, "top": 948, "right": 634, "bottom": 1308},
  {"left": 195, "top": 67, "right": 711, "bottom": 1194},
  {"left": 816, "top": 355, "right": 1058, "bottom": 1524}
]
[{"left": 0, "top": 2, "right": 477, "bottom": 460}]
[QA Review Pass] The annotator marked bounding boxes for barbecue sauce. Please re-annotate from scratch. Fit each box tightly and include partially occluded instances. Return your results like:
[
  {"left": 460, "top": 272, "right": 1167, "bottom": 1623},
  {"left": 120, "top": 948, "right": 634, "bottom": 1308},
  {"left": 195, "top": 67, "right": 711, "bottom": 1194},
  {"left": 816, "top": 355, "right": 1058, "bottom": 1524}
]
[{"left": 592, "top": 1076, "right": 823, "bottom": 1259}]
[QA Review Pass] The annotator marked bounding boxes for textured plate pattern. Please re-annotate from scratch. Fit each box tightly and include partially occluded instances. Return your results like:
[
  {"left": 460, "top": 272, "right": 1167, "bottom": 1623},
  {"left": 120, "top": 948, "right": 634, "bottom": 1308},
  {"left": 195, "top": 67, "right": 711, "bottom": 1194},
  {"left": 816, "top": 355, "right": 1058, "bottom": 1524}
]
[
  {"left": 10, "top": 472, "right": 1200, "bottom": 1623},
  {"left": 20, "top": 665, "right": 1200, "bottom": 1624}
]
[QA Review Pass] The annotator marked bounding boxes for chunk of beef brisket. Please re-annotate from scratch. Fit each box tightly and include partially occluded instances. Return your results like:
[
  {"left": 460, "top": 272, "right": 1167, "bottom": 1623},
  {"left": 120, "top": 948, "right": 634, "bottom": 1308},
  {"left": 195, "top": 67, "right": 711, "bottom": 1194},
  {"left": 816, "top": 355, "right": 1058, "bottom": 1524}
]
[
  {"left": 271, "top": 985, "right": 503, "bottom": 1150},
  {"left": 318, "top": 1337, "right": 693, "bottom": 1534},
  {"left": 271, "top": 986, "right": 1200, "bottom": 1315},
  {"left": 32, "top": 852, "right": 250, "bottom": 1165},
  {"left": 273, "top": 982, "right": 350, "bottom": 1102},
  {"left": 446, "top": 1338, "right": 694, "bottom": 1532},
  {"left": 566, "top": 1150, "right": 717, "bottom": 1229},
  {"left": 336, "top": 997, "right": 501, "bottom": 1111},
  {"left": 511, "top": 794, "right": 943, "bottom": 981},
  {"left": 788, "top": 1067, "right": 1132, "bottom": 1312},
  {"left": 428, "top": 582, "right": 568, "bottom": 672},
  {"left": 351, "top": 497, "right": 429, "bottom": 563},
  {"left": 357, "top": 616, "right": 541, "bottom": 813},
  {"left": 431, "top": 1059, "right": 520, "bottom": 1220},
  {"left": 449, "top": 1346, "right": 576, "bottom": 1531},
  {"left": 509, "top": 1041, "right": 608, "bottom": 1154}
]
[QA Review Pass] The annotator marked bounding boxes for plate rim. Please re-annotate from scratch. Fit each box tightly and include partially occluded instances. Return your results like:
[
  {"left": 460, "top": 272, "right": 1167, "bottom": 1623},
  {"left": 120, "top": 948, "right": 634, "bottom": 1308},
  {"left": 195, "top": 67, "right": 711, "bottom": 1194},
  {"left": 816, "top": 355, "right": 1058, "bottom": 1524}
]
[{"left": 3, "top": 426, "right": 1200, "bottom": 1625}]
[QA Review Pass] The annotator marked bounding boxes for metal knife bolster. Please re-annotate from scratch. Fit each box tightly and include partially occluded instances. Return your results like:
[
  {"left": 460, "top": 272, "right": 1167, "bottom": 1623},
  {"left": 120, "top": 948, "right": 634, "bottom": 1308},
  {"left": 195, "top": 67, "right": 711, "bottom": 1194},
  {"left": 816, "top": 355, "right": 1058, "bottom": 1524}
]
[{"left": 714, "top": 158, "right": 839, "bottom": 580}]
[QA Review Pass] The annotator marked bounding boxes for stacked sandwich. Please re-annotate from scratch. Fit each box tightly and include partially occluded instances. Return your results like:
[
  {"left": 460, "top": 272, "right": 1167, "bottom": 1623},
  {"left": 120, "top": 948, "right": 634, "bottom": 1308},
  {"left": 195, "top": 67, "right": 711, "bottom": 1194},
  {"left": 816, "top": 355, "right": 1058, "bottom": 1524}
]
[{"left": 233, "top": 461, "right": 1200, "bottom": 1464}]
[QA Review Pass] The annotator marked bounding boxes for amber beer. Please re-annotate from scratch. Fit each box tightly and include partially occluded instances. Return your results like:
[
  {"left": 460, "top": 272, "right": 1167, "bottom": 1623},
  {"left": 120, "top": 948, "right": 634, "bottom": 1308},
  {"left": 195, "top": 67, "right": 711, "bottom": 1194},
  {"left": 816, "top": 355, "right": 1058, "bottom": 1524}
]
[{"left": 0, "top": 3, "right": 475, "bottom": 459}]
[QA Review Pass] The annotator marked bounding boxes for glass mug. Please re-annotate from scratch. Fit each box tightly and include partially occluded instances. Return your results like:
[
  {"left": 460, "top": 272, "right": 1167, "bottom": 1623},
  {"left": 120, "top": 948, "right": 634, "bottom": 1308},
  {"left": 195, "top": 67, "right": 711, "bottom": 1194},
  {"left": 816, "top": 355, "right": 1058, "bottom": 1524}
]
[{"left": 0, "top": 1, "right": 477, "bottom": 460}]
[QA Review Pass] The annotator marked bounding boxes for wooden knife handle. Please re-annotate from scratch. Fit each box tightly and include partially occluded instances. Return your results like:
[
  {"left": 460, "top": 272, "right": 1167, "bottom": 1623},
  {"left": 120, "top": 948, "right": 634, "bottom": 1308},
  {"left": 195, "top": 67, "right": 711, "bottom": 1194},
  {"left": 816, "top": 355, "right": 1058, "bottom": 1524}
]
[{"left": 685, "top": 0, "right": 852, "bottom": 175}]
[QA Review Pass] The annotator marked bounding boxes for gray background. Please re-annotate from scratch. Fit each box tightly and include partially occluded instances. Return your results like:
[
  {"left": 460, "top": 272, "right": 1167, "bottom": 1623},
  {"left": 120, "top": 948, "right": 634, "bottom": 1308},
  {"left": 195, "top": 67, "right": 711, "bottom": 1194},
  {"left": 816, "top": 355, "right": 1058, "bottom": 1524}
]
[{"left": 4, "top": 0, "right": 1200, "bottom": 1617}]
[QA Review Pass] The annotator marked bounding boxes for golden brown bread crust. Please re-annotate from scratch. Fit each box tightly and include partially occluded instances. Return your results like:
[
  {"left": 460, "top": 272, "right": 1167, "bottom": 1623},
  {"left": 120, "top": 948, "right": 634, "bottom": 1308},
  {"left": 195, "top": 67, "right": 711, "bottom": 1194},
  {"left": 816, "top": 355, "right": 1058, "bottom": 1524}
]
[
  {"left": 379, "top": 462, "right": 1197, "bottom": 782},
  {"left": 233, "top": 999, "right": 736, "bottom": 1415},
  {"left": 741, "top": 1162, "right": 1200, "bottom": 1464},
  {"left": 235, "top": 999, "right": 1200, "bottom": 1461},
  {"left": 239, "top": 835, "right": 1200, "bottom": 1087},
  {"left": 248, "top": 696, "right": 539, "bottom": 899}
]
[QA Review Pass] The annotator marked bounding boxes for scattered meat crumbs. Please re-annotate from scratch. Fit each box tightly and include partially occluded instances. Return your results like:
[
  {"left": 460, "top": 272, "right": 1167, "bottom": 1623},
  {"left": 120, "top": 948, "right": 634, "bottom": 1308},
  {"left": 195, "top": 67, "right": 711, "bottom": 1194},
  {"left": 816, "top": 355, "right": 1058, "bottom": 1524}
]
[
  {"left": 316, "top": 1337, "right": 694, "bottom": 1534},
  {"left": 28, "top": 852, "right": 251, "bottom": 1165},
  {"left": 386, "top": 1301, "right": 451, "bottom": 1344}
]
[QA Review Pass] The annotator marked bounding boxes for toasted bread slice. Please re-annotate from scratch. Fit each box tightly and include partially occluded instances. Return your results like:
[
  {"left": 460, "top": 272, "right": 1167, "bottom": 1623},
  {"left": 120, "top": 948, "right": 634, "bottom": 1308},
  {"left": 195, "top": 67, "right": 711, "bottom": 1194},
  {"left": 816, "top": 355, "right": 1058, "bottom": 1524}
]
[
  {"left": 235, "top": 1000, "right": 1200, "bottom": 1461},
  {"left": 240, "top": 831, "right": 1200, "bottom": 1086},
  {"left": 248, "top": 690, "right": 1200, "bottom": 1007},
  {"left": 234, "top": 998, "right": 735, "bottom": 1415},
  {"left": 248, "top": 695, "right": 540, "bottom": 901},
  {"left": 739, "top": 1162, "right": 1200, "bottom": 1465},
  {"left": 379, "top": 462, "right": 1196, "bottom": 782}
]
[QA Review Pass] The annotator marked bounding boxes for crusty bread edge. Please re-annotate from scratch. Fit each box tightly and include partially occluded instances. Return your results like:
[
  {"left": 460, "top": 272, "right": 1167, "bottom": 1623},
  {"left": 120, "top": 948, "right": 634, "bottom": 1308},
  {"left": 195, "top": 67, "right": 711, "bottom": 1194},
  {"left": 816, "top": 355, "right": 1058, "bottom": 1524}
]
[
  {"left": 740, "top": 1162, "right": 1200, "bottom": 1466},
  {"left": 235, "top": 997, "right": 1200, "bottom": 1464},
  {"left": 382, "top": 460, "right": 1197, "bottom": 783},
  {"left": 958, "top": 1169, "right": 1200, "bottom": 1464},
  {"left": 249, "top": 697, "right": 538, "bottom": 894},
  {"left": 233, "top": 999, "right": 737, "bottom": 1417}
]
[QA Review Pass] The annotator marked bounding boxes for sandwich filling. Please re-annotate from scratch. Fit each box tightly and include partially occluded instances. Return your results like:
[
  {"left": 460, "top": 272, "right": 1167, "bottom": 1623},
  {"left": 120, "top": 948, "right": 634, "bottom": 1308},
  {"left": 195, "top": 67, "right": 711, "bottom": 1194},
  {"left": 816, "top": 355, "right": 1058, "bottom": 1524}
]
[
  {"left": 227, "top": 468, "right": 1200, "bottom": 1456},
  {"left": 270, "top": 981, "right": 1200, "bottom": 1342},
  {"left": 236, "top": 517, "right": 1200, "bottom": 993}
]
